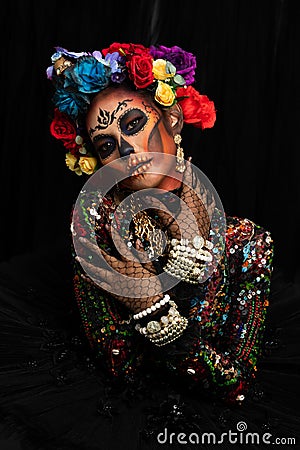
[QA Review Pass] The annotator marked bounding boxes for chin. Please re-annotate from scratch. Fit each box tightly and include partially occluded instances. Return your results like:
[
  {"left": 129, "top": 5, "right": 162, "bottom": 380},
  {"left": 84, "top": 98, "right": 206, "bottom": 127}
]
[{"left": 120, "top": 173, "right": 165, "bottom": 191}]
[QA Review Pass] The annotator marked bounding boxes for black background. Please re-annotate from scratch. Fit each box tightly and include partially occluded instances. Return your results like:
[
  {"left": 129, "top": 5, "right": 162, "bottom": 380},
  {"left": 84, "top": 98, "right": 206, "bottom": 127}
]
[{"left": 1, "top": 0, "right": 299, "bottom": 282}]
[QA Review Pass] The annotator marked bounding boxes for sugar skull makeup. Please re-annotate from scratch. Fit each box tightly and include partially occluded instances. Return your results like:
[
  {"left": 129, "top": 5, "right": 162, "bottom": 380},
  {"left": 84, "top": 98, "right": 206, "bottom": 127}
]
[{"left": 86, "top": 85, "right": 183, "bottom": 191}]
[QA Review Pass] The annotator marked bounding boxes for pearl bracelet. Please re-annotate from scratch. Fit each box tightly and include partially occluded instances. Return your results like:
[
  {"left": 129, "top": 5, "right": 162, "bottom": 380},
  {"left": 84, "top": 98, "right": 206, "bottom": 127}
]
[
  {"left": 163, "top": 236, "right": 213, "bottom": 284},
  {"left": 133, "top": 294, "right": 171, "bottom": 321},
  {"left": 135, "top": 301, "right": 189, "bottom": 347}
]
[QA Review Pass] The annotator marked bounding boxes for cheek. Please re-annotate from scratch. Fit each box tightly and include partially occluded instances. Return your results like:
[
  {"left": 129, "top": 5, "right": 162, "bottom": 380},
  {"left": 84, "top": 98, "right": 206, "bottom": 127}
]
[
  {"left": 148, "top": 122, "right": 176, "bottom": 155},
  {"left": 147, "top": 119, "right": 175, "bottom": 155},
  {"left": 148, "top": 126, "right": 163, "bottom": 153}
]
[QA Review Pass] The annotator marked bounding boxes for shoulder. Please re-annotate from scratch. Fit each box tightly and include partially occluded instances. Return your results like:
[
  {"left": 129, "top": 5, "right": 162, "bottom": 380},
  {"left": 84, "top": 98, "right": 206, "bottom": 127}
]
[
  {"left": 225, "top": 215, "right": 273, "bottom": 247},
  {"left": 224, "top": 215, "right": 274, "bottom": 274}
]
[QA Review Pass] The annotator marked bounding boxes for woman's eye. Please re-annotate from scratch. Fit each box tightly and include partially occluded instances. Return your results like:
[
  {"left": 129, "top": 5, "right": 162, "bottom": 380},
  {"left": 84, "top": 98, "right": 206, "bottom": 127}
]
[
  {"left": 120, "top": 109, "right": 148, "bottom": 135},
  {"left": 127, "top": 118, "right": 141, "bottom": 131},
  {"left": 97, "top": 139, "right": 116, "bottom": 160}
]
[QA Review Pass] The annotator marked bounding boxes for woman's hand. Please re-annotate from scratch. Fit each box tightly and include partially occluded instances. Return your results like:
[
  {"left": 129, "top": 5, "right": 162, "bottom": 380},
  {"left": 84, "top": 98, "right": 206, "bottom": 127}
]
[
  {"left": 75, "top": 229, "right": 164, "bottom": 314},
  {"left": 146, "top": 157, "right": 211, "bottom": 243}
]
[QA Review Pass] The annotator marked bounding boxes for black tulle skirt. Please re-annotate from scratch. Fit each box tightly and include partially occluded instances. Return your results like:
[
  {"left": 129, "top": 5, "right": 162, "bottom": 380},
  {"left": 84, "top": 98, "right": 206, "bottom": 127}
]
[{"left": 0, "top": 240, "right": 299, "bottom": 450}]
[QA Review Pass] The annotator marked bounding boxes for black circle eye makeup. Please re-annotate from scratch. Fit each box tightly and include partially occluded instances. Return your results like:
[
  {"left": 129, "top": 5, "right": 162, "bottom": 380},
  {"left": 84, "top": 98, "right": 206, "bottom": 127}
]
[
  {"left": 90, "top": 108, "right": 150, "bottom": 161},
  {"left": 94, "top": 135, "right": 117, "bottom": 160},
  {"left": 119, "top": 108, "right": 148, "bottom": 136}
]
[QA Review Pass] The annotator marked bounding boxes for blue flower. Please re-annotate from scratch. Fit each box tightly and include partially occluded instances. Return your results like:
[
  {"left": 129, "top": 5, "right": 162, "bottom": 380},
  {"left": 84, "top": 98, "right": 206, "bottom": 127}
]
[
  {"left": 64, "top": 56, "right": 111, "bottom": 94},
  {"left": 53, "top": 88, "right": 90, "bottom": 119}
]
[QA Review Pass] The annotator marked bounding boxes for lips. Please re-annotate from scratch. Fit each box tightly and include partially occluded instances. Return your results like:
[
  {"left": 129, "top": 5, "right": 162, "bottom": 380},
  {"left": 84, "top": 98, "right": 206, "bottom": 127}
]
[{"left": 128, "top": 156, "right": 153, "bottom": 176}]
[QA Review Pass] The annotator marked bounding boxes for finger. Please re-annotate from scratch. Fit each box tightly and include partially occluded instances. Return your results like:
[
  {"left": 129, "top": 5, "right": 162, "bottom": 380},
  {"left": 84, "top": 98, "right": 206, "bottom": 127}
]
[
  {"left": 78, "top": 236, "right": 101, "bottom": 255},
  {"left": 80, "top": 273, "right": 112, "bottom": 292},
  {"left": 75, "top": 256, "right": 106, "bottom": 278},
  {"left": 76, "top": 256, "right": 116, "bottom": 287},
  {"left": 78, "top": 235, "right": 128, "bottom": 268}
]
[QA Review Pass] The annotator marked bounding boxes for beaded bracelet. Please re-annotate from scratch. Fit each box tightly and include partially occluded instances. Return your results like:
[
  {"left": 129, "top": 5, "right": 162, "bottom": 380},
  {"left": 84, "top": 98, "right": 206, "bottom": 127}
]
[
  {"left": 163, "top": 236, "right": 213, "bottom": 284},
  {"left": 135, "top": 301, "right": 189, "bottom": 347},
  {"left": 133, "top": 294, "right": 171, "bottom": 321}
]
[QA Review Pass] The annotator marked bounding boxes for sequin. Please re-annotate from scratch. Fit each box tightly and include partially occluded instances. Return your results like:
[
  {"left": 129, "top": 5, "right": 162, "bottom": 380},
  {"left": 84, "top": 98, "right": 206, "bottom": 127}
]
[{"left": 72, "top": 194, "right": 274, "bottom": 403}]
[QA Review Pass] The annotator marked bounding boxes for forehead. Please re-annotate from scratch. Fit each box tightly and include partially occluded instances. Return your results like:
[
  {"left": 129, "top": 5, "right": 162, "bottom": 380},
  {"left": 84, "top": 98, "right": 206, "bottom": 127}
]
[{"left": 87, "top": 86, "right": 152, "bottom": 121}]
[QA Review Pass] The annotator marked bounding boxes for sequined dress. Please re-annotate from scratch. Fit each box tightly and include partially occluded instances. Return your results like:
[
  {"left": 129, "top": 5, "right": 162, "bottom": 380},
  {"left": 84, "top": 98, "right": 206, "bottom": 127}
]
[{"left": 0, "top": 190, "right": 299, "bottom": 450}]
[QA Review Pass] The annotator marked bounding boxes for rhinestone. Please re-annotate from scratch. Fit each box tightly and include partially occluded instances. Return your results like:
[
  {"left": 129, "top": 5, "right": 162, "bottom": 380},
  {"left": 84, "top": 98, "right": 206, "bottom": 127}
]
[
  {"left": 169, "top": 307, "right": 177, "bottom": 316},
  {"left": 193, "top": 236, "right": 204, "bottom": 249},
  {"left": 205, "top": 240, "right": 213, "bottom": 250},
  {"left": 160, "top": 315, "right": 168, "bottom": 324},
  {"left": 147, "top": 321, "right": 161, "bottom": 333}
]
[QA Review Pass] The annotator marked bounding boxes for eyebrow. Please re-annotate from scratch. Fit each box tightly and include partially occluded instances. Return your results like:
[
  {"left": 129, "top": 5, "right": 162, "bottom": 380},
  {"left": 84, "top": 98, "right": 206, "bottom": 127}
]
[
  {"left": 89, "top": 99, "right": 133, "bottom": 137},
  {"left": 92, "top": 133, "right": 107, "bottom": 143}
]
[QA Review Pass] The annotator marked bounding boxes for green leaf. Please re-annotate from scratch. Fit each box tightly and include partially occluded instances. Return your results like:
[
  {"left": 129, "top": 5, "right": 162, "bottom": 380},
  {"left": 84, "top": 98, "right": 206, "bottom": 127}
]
[
  {"left": 174, "top": 74, "right": 186, "bottom": 86},
  {"left": 166, "top": 61, "right": 176, "bottom": 74}
]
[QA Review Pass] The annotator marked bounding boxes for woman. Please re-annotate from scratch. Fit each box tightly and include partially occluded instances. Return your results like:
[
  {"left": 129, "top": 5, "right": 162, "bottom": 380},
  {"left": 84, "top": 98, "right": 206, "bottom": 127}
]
[
  {"left": 0, "top": 42, "right": 297, "bottom": 449},
  {"left": 49, "top": 43, "right": 273, "bottom": 402}
]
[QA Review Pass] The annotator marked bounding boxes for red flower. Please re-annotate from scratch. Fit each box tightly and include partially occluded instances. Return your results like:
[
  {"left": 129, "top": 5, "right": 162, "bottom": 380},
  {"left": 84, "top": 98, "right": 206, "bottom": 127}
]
[
  {"left": 127, "top": 54, "right": 154, "bottom": 89},
  {"left": 102, "top": 42, "right": 154, "bottom": 88},
  {"left": 50, "top": 108, "right": 79, "bottom": 153},
  {"left": 176, "top": 86, "right": 216, "bottom": 130},
  {"left": 102, "top": 42, "right": 150, "bottom": 58}
]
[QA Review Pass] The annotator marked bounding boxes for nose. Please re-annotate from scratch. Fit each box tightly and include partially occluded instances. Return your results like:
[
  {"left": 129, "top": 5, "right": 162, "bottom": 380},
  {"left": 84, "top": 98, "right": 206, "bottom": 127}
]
[{"left": 119, "top": 137, "right": 134, "bottom": 157}]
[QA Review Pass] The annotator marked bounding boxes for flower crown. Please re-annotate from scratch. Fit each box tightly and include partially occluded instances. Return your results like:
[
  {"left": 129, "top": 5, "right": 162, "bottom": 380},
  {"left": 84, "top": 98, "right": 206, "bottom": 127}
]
[{"left": 47, "top": 42, "right": 216, "bottom": 176}]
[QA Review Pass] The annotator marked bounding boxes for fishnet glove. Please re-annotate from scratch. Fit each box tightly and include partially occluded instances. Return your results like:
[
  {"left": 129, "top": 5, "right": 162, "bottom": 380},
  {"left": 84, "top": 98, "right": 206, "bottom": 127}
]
[
  {"left": 145, "top": 157, "right": 211, "bottom": 243},
  {"left": 76, "top": 229, "right": 164, "bottom": 315}
]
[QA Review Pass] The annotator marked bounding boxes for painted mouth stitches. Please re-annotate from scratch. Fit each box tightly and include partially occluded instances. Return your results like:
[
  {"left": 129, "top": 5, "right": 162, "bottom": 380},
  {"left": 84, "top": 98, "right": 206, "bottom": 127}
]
[{"left": 128, "top": 157, "right": 153, "bottom": 176}]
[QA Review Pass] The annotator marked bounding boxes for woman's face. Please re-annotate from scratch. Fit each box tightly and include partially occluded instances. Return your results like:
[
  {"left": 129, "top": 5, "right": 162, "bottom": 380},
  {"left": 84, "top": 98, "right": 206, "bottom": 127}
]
[{"left": 86, "top": 85, "right": 183, "bottom": 191}]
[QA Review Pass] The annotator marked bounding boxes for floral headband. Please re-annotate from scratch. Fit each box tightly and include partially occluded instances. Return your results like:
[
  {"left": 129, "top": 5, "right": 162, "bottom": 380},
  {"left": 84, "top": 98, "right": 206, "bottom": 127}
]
[{"left": 47, "top": 42, "right": 216, "bottom": 176}]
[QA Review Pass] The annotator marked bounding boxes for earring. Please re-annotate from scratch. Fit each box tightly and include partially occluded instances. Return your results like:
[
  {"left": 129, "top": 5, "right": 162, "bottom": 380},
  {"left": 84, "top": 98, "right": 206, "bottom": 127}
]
[{"left": 174, "top": 134, "right": 186, "bottom": 173}]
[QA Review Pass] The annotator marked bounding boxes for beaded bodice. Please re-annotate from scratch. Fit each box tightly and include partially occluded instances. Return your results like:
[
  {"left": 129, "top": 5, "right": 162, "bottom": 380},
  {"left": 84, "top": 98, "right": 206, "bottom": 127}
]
[{"left": 72, "top": 190, "right": 273, "bottom": 404}]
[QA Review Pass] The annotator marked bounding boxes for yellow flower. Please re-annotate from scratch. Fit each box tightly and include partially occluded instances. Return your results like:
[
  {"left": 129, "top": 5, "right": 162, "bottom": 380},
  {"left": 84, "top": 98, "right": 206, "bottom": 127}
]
[
  {"left": 79, "top": 156, "right": 98, "bottom": 175},
  {"left": 153, "top": 59, "right": 175, "bottom": 81},
  {"left": 154, "top": 81, "right": 175, "bottom": 107},
  {"left": 65, "top": 153, "right": 82, "bottom": 175}
]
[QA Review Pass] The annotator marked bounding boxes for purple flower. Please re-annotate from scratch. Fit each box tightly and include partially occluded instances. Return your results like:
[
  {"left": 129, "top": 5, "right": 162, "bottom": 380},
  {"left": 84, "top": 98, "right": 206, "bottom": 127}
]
[
  {"left": 150, "top": 45, "right": 197, "bottom": 85},
  {"left": 92, "top": 50, "right": 105, "bottom": 62},
  {"left": 104, "top": 52, "right": 127, "bottom": 84},
  {"left": 46, "top": 65, "right": 54, "bottom": 80},
  {"left": 104, "top": 52, "right": 119, "bottom": 72},
  {"left": 111, "top": 72, "right": 126, "bottom": 83}
]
